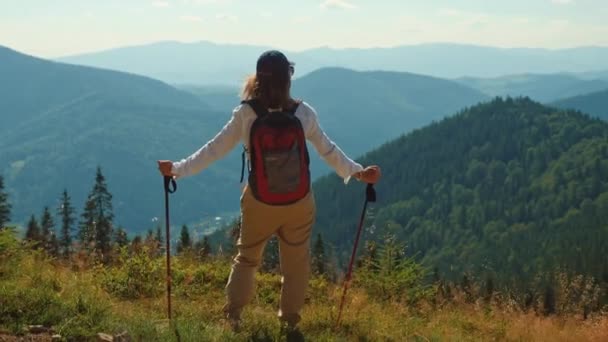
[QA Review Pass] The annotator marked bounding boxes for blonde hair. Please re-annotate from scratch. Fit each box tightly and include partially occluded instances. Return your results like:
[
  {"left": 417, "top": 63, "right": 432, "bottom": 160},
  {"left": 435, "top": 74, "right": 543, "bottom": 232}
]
[{"left": 241, "top": 74, "right": 258, "bottom": 101}]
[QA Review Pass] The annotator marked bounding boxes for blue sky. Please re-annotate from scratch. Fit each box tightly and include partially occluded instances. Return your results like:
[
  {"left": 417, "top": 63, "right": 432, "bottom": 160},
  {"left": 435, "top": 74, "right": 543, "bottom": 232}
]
[{"left": 1, "top": 0, "right": 607, "bottom": 57}]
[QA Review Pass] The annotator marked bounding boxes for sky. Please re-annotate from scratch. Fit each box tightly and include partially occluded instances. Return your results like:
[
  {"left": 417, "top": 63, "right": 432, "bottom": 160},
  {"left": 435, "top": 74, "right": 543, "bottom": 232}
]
[{"left": 1, "top": 0, "right": 607, "bottom": 58}]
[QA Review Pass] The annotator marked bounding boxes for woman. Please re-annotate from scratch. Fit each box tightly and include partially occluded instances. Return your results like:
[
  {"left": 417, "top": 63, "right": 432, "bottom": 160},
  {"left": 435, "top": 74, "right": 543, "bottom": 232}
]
[{"left": 157, "top": 50, "right": 381, "bottom": 330}]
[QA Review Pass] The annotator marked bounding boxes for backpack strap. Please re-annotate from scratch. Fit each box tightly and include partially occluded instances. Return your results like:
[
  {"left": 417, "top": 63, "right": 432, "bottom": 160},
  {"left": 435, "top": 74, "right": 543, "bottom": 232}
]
[
  {"left": 241, "top": 99, "right": 267, "bottom": 117},
  {"left": 288, "top": 100, "right": 302, "bottom": 115},
  {"left": 239, "top": 100, "right": 263, "bottom": 183}
]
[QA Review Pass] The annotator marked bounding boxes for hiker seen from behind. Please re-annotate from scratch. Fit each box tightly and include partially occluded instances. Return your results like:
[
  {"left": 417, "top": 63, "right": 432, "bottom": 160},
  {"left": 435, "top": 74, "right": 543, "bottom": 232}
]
[{"left": 157, "top": 50, "right": 381, "bottom": 332}]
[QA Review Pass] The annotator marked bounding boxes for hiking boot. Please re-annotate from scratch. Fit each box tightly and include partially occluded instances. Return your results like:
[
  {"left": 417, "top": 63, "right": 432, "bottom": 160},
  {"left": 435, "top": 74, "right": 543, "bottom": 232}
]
[
  {"left": 227, "top": 317, "right": 241, "bottom": 333},
  {"left": 280, "top": 322, "right": 305, "bottom": 342},
  {"left": 223, "top": 304, "right": 242, "bottom": 333}
]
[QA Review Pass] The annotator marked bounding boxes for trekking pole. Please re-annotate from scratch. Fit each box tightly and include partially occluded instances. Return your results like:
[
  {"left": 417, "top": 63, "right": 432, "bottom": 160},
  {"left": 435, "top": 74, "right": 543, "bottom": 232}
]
[
  {"left": 163, "top": 176, "right": 177, "bottom": 321},
  {"left": 335, "top": 183, "right": 376, "bottom": 328}
]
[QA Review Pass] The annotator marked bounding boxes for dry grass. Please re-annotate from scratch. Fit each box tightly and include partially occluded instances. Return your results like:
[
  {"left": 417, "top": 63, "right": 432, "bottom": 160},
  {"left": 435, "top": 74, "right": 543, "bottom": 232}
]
[{"left": 1, "top": 237, "right": 607, "bottom": 341}]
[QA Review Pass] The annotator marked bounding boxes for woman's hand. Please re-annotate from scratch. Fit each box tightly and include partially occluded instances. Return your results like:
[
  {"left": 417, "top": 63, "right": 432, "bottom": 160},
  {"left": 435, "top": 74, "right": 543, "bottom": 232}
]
[
  {"left": 354, "top": 165, "right": 381, "bottom": 184},
  {"left": 157, "top": 160, "right": 175, "bottom": 177}
]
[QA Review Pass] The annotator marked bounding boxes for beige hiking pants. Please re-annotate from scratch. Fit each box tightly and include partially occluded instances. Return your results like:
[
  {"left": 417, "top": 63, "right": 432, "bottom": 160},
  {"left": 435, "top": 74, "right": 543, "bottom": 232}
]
[{"left": 224, "top": 185, "right": 316, "bottom": 326}]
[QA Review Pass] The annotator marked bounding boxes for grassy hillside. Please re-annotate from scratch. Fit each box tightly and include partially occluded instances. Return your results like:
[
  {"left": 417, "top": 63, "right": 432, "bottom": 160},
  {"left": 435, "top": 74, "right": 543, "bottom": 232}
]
[
  {"left": 552, "top": 89, "right": 608, "bottom": 121},
  {"left": 313, "top": 98, "right": 608, "bottom": 285},
  {"left": 456, "top": 73, "right": 608, "bottom": 103},
  {"left": 1, "top": 229, "right": 606, "bottom": 341}
]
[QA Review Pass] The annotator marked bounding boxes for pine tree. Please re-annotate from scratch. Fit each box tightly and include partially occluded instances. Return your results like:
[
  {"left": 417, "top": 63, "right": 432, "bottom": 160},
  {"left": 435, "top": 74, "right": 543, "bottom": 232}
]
[
  {"left": 79, "top": 167, "right": 114, "bottom": 261},
  {"left": 0, "top": 176, "right": 11, "bottom": 229},
  {"left": 312, "top": 233, "right": 326, "bottom": 276},
  {"left": 114, "top": 227, "right": 129, "bottom": 249},
  {"left": 25, "top": 214, "right": 41, "bottom": 246},
  {"left": 95, "top": 216, "right": 113, "bottom": 261},
  {"left": 79, "top": 196, "right": 96, "bottom": 250},
  {"left": 177, "top": 224, "right": 191, "bottom": 254},
  {"left": 57, "top": 189, "right": 75, "bottom": 258},
  {"left": 40, "top": 206, "right": 55, "bottom": 253},
  {"left": 92, "top": 167, "right": 114, "bottom": 260},
  {"left": 48, "top": 230, "right": 60, "bottom": 258}
]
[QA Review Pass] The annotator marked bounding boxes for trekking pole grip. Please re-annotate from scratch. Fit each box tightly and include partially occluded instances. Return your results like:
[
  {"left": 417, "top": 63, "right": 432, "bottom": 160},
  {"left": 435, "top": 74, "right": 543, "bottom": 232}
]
[
  {"left": 366, "top": 183, "right": 376, "bottom": 203},
  {"left": 164, "top": 176, "right": 177, "bottom": 194}
]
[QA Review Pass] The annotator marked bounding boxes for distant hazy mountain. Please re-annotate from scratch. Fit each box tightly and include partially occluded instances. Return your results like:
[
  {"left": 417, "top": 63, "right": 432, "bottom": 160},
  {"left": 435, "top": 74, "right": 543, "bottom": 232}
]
[
  {"left": 0, "top": 45, "right": 240, "bottom": 232},
  {"left": 1, "top": 46, "right": 486, "bottom": 234},
  {"left": 58, "top": 41, "right": 608, "bottom": 85},
  {"left": 455, "top": 73, "right": 608, "bottom": 103},
  {"left": 573, "top": 70, "right": 608, "bottom": 81},
  {"left": 178, "top": 84, "right": 241, "bottom": 113},
  {"left": 552, "top": 89, "right": 608, "bottom": 120}
]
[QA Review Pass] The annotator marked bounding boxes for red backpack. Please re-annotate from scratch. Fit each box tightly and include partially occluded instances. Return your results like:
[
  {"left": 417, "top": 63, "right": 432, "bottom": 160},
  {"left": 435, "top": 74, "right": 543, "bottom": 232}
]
[{"left": 240, "top": 99, "right": 311, "bottom": 205}]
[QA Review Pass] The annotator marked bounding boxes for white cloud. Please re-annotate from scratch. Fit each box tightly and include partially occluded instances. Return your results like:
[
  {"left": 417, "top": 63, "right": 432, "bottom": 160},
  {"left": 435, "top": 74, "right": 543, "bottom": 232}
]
[
  {"left": 152, "top": 1, "right": 171, "bottom": 8},
  {"left": 180, "top": 15, "right": 203, "bottom": 22},
  {"left": 392, "top": 10, "right": 608, "bottom": 49},
  {"left": 215, "top": 14, "right": 238, "bottom": 23},
  {"left": 182, "top": 0, "right": 230, "bottom": 5},
  {"left": 437, "top": 8, "right": 491, "bottom": 27},
  {"left": 259, "top": 11, "right": 273, "bottom": 18},
  {"left": 292, "top": 16, "right": 313, "bottom": 24},
  {"left": 320, "top": 0, "right": 357, "bottom": 10}
]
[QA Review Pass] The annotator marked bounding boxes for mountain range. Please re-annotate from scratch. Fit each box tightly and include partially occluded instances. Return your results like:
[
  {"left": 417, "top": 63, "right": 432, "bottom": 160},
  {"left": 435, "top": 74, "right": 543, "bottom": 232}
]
[
  {"left": 456, "top": 73, "right": 608, "bottom": 103},
  {"left": 0, "top": 45, "right": 235, "bottom": 232},
  {"left": 552, "top": 89, "right": 608, "bottom": 120},
  {"left": 1, "top": 45, "right": 489, "bottom": 232},
  {"left": 57, "top": 41, "right": 608, "bottom": 85}
]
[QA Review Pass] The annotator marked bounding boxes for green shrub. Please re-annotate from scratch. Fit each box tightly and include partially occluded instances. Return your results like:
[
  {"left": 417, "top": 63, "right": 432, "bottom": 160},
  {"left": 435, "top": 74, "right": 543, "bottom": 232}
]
[
  {"left": 356, "top": 235, "right": 434, "bottom": 305},
  {"left": 56, "top": 293, "right": 111, "bottom": 340},
  {"left": 0, "top": 280, "right": 65, "bottom": 333},
  {"left": 254, "top": 272, "right": 282, "bottom": 306},
  {"left": 101, "top": 247, "right": 164, "bottom": 299}
]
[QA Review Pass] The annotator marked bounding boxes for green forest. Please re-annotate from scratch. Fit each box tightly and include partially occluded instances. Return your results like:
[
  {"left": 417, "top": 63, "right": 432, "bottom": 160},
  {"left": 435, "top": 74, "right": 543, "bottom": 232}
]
[{"left": 313, "top": 98, "right": 608, "bottom": 293}]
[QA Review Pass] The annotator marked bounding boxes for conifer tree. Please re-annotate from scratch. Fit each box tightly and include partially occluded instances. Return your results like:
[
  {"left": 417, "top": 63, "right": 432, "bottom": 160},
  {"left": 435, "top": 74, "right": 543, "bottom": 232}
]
[
  {"left": 114, "top": 227, "right": 129, "bottom": 249},
  {"left": 48, "top": 230, "right": 60, "bottom": 258},
  {"left": 25, "top": 214, "right": 40, "bottom": 246},
  {"left": 92, "top": 167, "right": 114, "bottom": 260},
  {"left": 57, "top": 189, "right": 75, "bottom": 258},
  {"left": 79, "top": 196, "right": 96, "bottom": 251},
  {"left": 40, "top": 206, "right": 54, "bottom": 252},
  {"left": 177, "top": 224, "right": 191, "bottom": 254},
  {"left": 312, "top": 233, "right": 327, "bottom": 276},
  {"left": 79, "top": 167, "right": 114, "bottom": 261}
]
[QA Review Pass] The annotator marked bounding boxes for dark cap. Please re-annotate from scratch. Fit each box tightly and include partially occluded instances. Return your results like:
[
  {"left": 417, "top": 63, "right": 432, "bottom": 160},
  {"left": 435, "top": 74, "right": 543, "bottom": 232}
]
[{"left": 256, "top": 50, "right": 294, "bottom": 76}]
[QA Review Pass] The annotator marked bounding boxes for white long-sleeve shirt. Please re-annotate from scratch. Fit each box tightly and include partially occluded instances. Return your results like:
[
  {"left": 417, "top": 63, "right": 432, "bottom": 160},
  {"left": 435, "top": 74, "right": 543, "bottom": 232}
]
[{"left": 171, "top": 101, "right": 364, "bottom": 184}]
